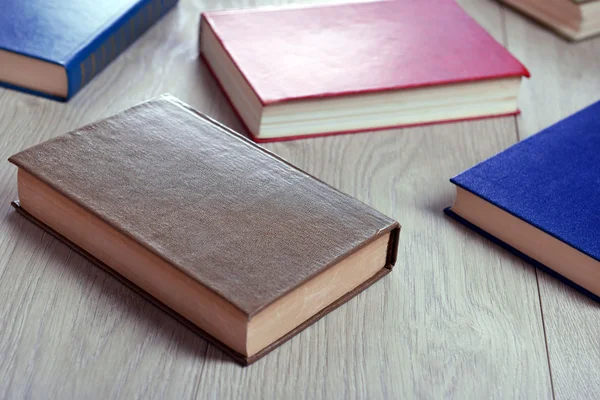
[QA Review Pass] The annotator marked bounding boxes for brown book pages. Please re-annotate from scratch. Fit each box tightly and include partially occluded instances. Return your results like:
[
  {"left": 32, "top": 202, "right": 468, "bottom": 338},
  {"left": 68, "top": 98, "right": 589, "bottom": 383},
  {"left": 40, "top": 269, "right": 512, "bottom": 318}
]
[{"left": 8, "top": 94, "right": 399, "bottom": 317}]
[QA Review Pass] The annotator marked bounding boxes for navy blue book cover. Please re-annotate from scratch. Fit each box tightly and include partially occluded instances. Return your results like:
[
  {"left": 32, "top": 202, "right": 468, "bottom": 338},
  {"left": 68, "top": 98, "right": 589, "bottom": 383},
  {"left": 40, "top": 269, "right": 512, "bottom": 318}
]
[
  {"left": 0, "top": 0, "right": 178, "bottom": 101},
  {"left": 445, "top": 100, "right": 600, "bottom": 300}
]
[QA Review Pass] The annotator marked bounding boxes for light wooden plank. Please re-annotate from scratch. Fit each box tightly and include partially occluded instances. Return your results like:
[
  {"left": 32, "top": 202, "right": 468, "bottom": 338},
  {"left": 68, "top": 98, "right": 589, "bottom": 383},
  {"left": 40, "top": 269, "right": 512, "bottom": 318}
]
[
  {"left": 0, "top": 0, "right": 553, "bottom": 398},
  {"left": 504, "top": 6, "right": 600, "bottom": 400}
]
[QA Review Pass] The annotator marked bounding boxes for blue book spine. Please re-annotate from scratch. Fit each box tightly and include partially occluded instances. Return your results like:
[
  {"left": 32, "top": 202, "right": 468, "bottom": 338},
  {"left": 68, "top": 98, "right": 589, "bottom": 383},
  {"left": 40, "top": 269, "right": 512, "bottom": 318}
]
[{"left": 65, "top": 0, "right": 179, "bottom": 100}]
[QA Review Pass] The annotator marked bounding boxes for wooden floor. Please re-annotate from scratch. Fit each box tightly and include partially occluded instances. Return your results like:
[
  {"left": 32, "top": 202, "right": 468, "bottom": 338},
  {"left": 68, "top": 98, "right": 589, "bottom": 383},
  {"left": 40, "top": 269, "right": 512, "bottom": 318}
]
[{"left": 0, "top": 0, "right": 599, "bottom": 398}]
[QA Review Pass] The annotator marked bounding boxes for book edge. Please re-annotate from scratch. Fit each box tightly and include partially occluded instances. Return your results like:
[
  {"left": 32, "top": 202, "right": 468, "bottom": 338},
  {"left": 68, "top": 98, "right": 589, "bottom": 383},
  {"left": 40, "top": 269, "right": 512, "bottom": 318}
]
[
  {"left": 250, "top": 112, "right": 522, "bottom": 143},
  {"left": 444, "top": 207, "right": 600, "bottom": 303},
  {"left": 449, "top": 183, "right": 600, "bottom": 265},
  {"left": 11, "top": 200, "right": 393, "bottom": 366},
  {"left": 199, "top": 54, "right": 522, "bottom": 141}
]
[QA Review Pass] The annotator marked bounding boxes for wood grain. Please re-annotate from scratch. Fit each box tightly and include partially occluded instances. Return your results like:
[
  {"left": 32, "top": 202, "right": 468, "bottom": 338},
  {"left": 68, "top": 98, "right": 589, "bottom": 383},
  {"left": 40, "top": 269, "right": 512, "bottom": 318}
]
[
  {"left": 504, "top": 6, "right": 600, "bottom": 400},
  {"left": 0, "top": 0, "right": 569, "bottom": 398}
]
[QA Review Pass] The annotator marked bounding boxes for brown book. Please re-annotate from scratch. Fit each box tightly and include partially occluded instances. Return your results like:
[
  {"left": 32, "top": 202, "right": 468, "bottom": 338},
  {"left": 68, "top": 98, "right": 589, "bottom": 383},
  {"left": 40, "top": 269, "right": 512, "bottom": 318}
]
[{"left": 8, "top": 95, "right": 400, "bottom": 365}]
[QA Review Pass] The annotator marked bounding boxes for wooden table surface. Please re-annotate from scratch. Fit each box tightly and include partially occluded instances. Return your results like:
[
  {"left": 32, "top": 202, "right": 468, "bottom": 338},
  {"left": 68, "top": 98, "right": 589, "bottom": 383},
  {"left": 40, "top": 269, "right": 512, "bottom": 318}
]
[{"left": 1, "top": 0, "right": 599, "bottom": 398}]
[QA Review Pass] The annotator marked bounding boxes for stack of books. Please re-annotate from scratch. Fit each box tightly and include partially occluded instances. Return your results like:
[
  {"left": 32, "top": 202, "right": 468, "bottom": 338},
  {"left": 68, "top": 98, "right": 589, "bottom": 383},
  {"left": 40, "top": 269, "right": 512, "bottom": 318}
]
[{"left": 1, "top": 0, "right": 598, "bottom": 366}]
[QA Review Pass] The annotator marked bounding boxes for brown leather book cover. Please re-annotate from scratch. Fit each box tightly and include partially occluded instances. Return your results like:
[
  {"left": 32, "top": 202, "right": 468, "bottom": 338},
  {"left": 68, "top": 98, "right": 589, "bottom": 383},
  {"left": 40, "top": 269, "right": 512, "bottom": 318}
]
[{"left": 8, "top": 94, "right": 400, "bottom": 365}]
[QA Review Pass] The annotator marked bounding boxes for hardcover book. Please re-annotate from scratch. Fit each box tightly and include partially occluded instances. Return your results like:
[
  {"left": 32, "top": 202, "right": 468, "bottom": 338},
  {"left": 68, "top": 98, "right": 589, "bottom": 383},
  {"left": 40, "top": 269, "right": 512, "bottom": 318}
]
[
  {"left": 446, "top": 100, "right": 600, "bottom": 301},
  {"left": 8, "top": 95, "right": 400, "bottom": 365},
  {"left": 0, "top": 0, "right": 178, "bottom": 101},
  {"left": 499, "top": 0, "right": 600, "bottom": 41},
  {"left": 200, "top": 0, "right": 530, "bottom": 142}
]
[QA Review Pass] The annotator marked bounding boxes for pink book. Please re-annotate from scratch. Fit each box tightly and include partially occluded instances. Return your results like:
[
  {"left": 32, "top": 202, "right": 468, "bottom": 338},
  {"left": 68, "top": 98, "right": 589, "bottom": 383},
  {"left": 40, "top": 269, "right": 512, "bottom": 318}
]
[{"left": 200, "top": 0, "right": 529, "bottom": 142}]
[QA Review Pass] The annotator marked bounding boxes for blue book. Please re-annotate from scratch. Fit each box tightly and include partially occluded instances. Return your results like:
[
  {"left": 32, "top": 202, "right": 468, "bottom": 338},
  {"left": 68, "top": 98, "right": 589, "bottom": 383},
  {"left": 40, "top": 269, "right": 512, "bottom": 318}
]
[
  {"left": 0, "top": 0, "right": 178, "bottom": 101},
  {"left": 445, "top": 100, "right": 600, "bottom": 301}
]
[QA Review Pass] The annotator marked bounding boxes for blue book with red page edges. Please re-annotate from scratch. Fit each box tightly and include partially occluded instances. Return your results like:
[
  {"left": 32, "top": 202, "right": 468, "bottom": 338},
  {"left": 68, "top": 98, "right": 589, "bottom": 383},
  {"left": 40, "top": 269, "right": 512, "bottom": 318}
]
[
  {"left": 0, "top": 0, "right": 178, "bottom": 101},
  {"left": 445, "top": 100, "right": 600, "bottom": 301}
]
